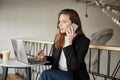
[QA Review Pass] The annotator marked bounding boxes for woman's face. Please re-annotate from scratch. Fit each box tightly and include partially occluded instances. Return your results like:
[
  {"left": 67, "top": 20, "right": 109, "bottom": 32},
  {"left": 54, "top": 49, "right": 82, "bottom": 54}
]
[{"left": 58, "top": 14, "right": 72, "bottom": 33}]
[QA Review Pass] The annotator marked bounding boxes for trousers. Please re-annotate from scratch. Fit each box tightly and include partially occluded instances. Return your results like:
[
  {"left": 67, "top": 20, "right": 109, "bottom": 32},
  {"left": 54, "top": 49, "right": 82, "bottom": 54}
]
[{"left": 38, "top": 69, "right": 73, "bottom": 80}]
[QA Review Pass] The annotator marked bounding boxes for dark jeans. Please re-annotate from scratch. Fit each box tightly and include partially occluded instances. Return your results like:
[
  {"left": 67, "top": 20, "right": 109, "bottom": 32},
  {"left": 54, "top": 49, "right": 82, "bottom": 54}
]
[{"left": 39, "top": 69, "right": 73, "bottom": 80}]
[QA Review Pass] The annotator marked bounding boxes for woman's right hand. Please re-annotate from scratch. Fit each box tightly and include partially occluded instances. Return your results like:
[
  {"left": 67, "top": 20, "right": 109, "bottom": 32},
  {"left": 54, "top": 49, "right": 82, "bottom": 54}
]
[{"left": 37, "top": 50, "right": 45, "bottom": 61}]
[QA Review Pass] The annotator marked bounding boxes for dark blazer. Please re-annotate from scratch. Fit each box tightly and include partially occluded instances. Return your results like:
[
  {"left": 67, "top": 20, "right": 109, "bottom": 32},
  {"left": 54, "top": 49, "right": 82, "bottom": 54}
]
[{"left": 46, "top": 34, "right": 90, "bottom": 80}]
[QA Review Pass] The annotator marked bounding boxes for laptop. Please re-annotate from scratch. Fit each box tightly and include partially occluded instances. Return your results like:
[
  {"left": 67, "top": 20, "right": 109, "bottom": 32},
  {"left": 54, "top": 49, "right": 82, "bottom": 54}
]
[{"left": 11, "top": 39, "right": 49, "bottom": 65}]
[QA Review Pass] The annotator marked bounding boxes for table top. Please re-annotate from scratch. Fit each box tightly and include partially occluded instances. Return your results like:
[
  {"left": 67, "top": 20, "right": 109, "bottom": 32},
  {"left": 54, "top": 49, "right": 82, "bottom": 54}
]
[{"left": 0, "top": 58, "right": 44, "bottom": 67}]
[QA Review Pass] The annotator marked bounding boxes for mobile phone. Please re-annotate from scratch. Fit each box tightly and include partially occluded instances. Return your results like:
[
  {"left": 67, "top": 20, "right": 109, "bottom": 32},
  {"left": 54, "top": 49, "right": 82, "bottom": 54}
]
[{"left": 72, "top": 23, "right": 78, "bottom": 31}]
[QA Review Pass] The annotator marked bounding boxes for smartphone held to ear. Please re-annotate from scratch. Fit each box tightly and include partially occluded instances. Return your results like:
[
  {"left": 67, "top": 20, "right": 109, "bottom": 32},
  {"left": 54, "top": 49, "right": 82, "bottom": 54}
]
[{"left": 72, "top": 23, "right": 78, "bottom": 31}]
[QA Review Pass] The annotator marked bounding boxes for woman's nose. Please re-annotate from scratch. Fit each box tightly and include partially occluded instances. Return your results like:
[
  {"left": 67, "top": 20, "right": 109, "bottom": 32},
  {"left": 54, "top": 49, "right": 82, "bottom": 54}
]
[{"left": 59, "top": 23, "right": 62, "bottom": 28}]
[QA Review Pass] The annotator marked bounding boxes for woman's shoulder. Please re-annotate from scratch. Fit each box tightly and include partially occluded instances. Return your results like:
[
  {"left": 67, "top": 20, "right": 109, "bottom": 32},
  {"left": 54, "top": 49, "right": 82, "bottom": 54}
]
[
  {"left": 74, "top": 34, "right": 90, "bottom": 42},
  {"left": 73, "top": 34, "right": 90, "bottom": 47}
]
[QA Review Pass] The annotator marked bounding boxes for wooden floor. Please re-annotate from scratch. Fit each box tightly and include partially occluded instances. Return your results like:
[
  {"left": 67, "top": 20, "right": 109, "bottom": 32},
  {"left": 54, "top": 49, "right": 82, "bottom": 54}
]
[{"left": 0, "top": 74, "right": 24, "bottom": 80}]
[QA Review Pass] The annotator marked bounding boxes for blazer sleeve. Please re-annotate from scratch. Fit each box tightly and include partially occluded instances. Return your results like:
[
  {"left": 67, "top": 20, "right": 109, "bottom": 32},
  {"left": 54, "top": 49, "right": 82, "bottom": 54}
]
[
  {"left": 63, "top": 35, "right": 90, "bottom": 71},
  {"left": 45, "top": 44, "right": 57, "bottom": 65}
]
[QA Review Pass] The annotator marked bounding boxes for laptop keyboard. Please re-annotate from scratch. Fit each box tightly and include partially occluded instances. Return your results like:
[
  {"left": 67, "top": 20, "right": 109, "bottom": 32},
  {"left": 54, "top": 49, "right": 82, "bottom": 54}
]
[{"left": 28, "top": 58, "right": 40, "bottom": 63}]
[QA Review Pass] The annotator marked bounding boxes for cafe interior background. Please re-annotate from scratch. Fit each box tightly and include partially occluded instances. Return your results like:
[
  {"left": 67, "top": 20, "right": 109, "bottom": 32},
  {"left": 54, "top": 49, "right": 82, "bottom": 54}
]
[{"left": 0, "top": 0, "right": 120, "bottom": 79}]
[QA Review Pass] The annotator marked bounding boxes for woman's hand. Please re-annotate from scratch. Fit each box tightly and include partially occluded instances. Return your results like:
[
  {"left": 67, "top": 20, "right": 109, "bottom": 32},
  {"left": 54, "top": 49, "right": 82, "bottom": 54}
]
[
  {"left": 64, "top": 25, "right": 75, "bottom": 46},
  {"left": 37, "top": 50, "right": 45, "bottom": 61}
]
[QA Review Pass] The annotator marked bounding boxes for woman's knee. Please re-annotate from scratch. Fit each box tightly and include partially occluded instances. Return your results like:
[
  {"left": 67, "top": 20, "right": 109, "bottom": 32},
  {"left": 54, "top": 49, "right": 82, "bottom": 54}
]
[{"left": 39, "top": 70, "right": 52, "bottom": 80}]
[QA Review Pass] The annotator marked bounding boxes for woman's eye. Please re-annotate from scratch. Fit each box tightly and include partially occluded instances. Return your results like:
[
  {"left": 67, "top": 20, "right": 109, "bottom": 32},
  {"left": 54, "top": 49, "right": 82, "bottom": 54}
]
[{"left": 63, "top": 21, "right": 66, "bottom": 23}]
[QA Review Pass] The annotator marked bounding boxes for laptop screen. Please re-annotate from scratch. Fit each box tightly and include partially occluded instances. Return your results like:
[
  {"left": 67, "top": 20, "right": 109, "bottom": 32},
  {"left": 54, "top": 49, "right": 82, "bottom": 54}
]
[{"left": 11, "top": 39, "right": 28, "bottom": 64}]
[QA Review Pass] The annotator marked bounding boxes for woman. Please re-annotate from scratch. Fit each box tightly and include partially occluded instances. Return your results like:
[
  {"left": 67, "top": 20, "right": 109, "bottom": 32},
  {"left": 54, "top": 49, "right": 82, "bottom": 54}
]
[{"left": 37, "top": 9, "right": 90, "bottom": 80}]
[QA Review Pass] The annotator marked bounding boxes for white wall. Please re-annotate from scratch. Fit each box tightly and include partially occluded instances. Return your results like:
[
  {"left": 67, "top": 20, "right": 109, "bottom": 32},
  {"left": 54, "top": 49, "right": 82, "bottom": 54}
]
[{"left": 0, "top": 0, "right": 120, "bottom": 79}]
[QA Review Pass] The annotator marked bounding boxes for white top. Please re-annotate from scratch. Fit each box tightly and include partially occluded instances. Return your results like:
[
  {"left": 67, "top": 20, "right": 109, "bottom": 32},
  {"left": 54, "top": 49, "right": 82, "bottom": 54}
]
[
  {"left": 58, "top": 38, "right": 70, "bottom": 71},
  {"left": 59, "top": 50, "right": 68, "bottom": 71},
  {"left": 58, "top": 34, "right": 77, "bottom": 71}
]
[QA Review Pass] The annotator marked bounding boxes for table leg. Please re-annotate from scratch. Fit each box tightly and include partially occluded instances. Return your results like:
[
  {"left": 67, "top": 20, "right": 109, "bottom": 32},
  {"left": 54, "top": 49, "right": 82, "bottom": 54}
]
[
  {"left": 26, "top": 67, "right": 31, "bottom": 80},
  {"left": 2, "top": 67, "right": 8, "bottom": 80}
]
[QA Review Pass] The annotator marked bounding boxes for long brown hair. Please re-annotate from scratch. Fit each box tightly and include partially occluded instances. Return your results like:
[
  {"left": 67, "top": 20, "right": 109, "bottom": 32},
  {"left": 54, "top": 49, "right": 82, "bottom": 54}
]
[{"left": 55, "top": 9, "right": 85, "bottom": 49}]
